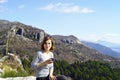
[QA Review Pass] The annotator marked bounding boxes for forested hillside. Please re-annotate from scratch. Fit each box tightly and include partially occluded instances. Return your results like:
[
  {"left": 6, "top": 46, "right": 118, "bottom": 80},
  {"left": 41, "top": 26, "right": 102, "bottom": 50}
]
[{"left": 54, "top": 60, "right": 120, "bottom": 80}]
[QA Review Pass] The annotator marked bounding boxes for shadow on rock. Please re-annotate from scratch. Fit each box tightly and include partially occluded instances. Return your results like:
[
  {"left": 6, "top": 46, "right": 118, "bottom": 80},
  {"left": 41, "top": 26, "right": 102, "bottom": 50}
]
[{"left": 56, "top": 75, "right": 72, "bottom": 80}]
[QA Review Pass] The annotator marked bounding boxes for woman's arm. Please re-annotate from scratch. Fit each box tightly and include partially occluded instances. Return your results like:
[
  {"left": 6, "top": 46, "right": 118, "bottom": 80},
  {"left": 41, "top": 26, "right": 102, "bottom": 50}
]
[
  {"left": 31, "top": 52, "right": 40, "bottom": 68},
  {"left": 38, "top": 59, "right": 53, "bottom": 67},
  {"left": 49, "top": 67, "right": 54, "bottom": 76},
  {"left": 49, "top": 59, "right": 56, "bottom": 80}
]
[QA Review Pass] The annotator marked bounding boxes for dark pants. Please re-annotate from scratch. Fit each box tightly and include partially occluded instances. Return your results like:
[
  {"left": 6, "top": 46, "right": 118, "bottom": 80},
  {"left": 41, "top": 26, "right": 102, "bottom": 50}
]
[{"left": 36, "top": 75, "right": 49, "bottom": 80}]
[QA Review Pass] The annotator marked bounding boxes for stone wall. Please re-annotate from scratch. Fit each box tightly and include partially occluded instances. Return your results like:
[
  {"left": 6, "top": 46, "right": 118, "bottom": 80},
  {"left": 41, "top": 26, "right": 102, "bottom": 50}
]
[{"left": 0, "top": 76, "right": 36, "bottom": 80}]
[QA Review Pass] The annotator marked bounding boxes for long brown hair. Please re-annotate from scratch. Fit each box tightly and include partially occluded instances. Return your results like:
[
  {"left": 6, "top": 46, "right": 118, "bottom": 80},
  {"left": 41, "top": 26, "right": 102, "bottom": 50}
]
[{"left": 41, "top": 36, "right": 55, "bottom": 51}]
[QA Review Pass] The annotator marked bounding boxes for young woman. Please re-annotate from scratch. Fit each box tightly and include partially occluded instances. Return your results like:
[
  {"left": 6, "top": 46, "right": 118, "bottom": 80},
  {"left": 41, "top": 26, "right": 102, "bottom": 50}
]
[{"left": 31, "top": 36, "right": 56, "bottom": 80}]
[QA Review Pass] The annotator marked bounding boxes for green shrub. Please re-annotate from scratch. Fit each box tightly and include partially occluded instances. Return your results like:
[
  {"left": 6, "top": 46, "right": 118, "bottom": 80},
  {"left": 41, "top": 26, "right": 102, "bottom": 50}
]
[
  {"left": 1, "top": 70, "right": 17, "bottom": 78},
  {"left": 1, "top": 69, "right": 29, "bottom": 78}
]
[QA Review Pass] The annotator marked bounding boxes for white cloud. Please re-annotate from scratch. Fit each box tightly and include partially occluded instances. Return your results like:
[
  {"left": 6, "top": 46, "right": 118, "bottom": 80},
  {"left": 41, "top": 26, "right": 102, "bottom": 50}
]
[
  {"left": 81, "top": 34, "right": 101, "bottom": 42},
  {"left": 0, "top": 6, "right": 4, "bottom": 12},
  {"left": 81, "top": 8, "right": 94, "bottom": 14},
  {"left": 0, "top": 0, "right": 8, "bottom": 3},
  {"left": 0, "top": 0, "right": 8, "bottom": 12},
  {"left": 101, "top": 33, "right": 120, "bottom": 44},
  {"left": 0, "top": 6, "right": 6, "bottom": 12},
  {"left": 39, "top": 4, "right": 54, "bottom": 11},
  {"left": 38, "top": 3, "right": 94, "bottom": 14},
  {"left": 81, "top": 33, "right": 120, "bottom": 44},
  {"left": 18, "top": 5, "right": 25, "bottom": 9}
]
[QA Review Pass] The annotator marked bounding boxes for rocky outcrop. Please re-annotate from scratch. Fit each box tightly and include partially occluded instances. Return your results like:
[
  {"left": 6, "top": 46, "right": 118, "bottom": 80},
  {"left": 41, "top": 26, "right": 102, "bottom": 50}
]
[
  {"left": 53, "top": 35, "right": 81, "bottom": 44},
  {"left": 0, "top": 53, "right": 24, "bottom": 76},
  {"left": 0, "top": 20, "right": 45, "bottom": 42},
  {"left": 57, "top": 75, "right": 72, "bottom": 80}
]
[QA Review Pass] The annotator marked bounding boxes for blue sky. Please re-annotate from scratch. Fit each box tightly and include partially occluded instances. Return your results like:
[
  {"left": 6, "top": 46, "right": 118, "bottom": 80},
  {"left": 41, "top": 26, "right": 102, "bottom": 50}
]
[{"left": 0, "top": 0, "right": 120, "bottom": 44}]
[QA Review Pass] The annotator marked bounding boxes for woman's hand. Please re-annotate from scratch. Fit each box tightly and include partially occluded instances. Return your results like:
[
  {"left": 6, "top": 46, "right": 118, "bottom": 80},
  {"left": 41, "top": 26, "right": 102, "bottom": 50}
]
[
  {"left": 44, "top": 58, "right": 53, "bottom": 64},
  {"left": 49, "top": 75, "right": 56, "bottom": 80},
  {"left": 38, "top": 59, "right": 53, "bottom": 67}
]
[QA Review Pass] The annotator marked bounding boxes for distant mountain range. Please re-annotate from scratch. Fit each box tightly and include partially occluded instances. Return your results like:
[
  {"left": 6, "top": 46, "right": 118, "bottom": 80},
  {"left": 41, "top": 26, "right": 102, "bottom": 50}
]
[
  {"left": 96, "top": 40, "right": 120, "bottom": 52},
  {"left": 81, "top": 40, "right": 120, "bottom": 58}
]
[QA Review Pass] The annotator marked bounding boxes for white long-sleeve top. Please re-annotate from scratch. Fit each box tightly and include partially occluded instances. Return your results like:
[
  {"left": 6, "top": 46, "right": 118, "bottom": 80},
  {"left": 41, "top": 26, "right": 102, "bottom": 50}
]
[{"left": 31, "top": 51, "right": 54, "bottom": 77}]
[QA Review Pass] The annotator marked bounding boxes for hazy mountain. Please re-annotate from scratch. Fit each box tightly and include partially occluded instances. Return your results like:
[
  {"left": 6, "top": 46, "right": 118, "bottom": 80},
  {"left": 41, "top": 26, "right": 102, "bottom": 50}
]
[
  {"left": 81, "top": 40, "right": 120, "bottom": 58},
  {"left": 96, "top": 40, "right": 120, "bottom": 52}
]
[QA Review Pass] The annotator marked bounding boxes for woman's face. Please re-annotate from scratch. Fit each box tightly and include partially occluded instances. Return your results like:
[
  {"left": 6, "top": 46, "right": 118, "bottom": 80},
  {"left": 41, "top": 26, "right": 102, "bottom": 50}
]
[{"left": 43, "top": 39, "right": 52, "bottom": 51}]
